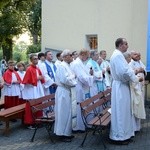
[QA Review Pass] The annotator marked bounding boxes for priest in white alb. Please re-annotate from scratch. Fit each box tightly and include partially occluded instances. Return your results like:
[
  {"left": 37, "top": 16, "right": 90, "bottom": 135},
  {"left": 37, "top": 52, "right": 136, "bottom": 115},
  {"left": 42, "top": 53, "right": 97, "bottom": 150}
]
[
  {"left": 109, "top": 38, "right": 143, "bottom": 144},
  {"left": 54, "top": 49, "right": 77, "bottom": 142},
  {"left": 71, "top": 49, "right": 94, "bottom": 132}
]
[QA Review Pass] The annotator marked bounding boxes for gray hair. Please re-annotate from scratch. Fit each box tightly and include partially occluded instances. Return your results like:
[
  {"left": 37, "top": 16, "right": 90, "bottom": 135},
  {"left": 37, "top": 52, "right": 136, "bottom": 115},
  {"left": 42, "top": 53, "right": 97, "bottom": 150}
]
[
  {"left": 90, "top": 50, "right": 98, "bottom": 58},
  {"left": 61, "top": 49, "right": 71, "bottom": 58},
  {"left": 29, "top": 53, "right": 38, "bottom": 60},
  {"left": 123, "top": 51, "right": 131, "bottom": 59}
]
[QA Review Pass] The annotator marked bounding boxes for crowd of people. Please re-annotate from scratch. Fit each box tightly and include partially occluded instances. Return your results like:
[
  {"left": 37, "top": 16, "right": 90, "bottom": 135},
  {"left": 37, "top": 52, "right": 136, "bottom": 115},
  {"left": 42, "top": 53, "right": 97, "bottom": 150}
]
[{"left": 0, "top": 37, "right": 147, "bottom": 144}]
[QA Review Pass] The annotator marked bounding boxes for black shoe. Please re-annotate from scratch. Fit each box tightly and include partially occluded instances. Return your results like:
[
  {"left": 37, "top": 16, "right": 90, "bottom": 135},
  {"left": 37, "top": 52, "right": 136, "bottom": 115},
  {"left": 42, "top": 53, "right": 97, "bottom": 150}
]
[
  {"left": 65, "top": 135, "right": 75, "bottom": 139},
  {"left": 108, "top": 138, "right": 130, "bottom": 145},
  {"left": 10, "top": 119, "right": 17, "bottom": 122},
  {"left": 72, "top": 130, "right": 85, "bottom": 134},
  {"left": 57, "top": 135, "right": 74, "bottom": 142},
  {"left": 0, "top": 122, "right": 2, "bottom": 125}
]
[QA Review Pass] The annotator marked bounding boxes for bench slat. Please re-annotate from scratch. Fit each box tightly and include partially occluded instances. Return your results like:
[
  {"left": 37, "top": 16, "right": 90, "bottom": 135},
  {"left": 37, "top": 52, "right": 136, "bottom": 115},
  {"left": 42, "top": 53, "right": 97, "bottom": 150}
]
[
  {"left": 80, "top": 92, "right": 104, "bottom": 108},
  {"left": 28, "top": 94, "right": 55, "bottom": 106},
  {"left": 101, "top": 115, "right": 111, "bottom": 126},
  {"left": 0, "top": 104, "right": 25, "bottom": 116},
  {"left": 83, "top": 98, "right": 105, "bottom": 115},
  {"left": 88, "top": 111, "right": 110, "bottom": 126},
  {"left": 32, "top": 101, "right": 55, "bottom": 112}
]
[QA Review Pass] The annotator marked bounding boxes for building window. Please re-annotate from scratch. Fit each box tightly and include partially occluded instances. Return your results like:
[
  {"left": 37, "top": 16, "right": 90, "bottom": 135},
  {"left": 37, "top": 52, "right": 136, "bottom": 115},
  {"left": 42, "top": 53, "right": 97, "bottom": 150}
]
[{"left": 86, "top": 35, "right": 98, "bottom": 50}]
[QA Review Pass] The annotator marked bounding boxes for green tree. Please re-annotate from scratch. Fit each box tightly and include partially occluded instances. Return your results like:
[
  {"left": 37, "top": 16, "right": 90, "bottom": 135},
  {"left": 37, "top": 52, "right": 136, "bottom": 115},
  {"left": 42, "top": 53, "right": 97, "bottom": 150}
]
[
  {"left": 14, "top": 41, "right": 28, "bottom": 52},
  {"left": 13, "top": 51, "right": 22, "bottom": 62},
  {"left": 26, "top": 0, "right": 41, "bottom": 44},
  {"left": 0, "top": 0, "right": 9, "bottom": 9},
  {"left": 0, "top": 0, "right": 36, "bottom": 61},
  {"left": 26, "top": 44, "right": 41, "bottom": 56}
]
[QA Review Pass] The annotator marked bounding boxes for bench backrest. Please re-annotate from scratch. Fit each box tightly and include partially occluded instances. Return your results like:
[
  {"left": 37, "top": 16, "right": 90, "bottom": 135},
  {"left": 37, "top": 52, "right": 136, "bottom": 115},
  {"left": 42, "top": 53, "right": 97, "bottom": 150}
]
[
  {"left": 80, "top": 89, "right": 111, "bottom": 117},
  {"left": 27, "top": 94, "right": 55, "bottom": 107},
  {"left": 80, "top": 92, "right": 104, "bottom": 108},
  {"left": 80, "top": 92, "right": 104, "bottom": 117},
  {"left": 102, "top": 88, "right": 111, "bottom": 109},
  {"left": 32, "top": 100, "right": 55, "bottom": 113}
]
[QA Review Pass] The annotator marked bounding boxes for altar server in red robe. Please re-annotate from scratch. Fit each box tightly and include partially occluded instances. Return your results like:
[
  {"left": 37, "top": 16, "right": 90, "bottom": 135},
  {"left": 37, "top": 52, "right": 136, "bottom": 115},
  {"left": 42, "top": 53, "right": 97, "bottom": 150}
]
[
  {"left": 3, "top": 60, "right": 22, "bottom": 109},
  {"left": 22, "top": 54, "right": 45, "bottom": 127}
]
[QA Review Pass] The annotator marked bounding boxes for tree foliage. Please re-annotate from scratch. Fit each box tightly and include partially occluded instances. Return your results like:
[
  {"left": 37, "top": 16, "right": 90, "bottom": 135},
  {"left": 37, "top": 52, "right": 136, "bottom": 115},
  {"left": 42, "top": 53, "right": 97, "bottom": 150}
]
[
  {"left": 26, "top": 0, "right": 41, "bottom": 44},
  {"left": 13, "top": 51, "right": 22, "bottom": 62},
  {"left": 0, "top": 0, "right": 37, "bottom": 61},
  {"left": 26, "top": 44, "right": 41, "bottom": 55},
  {"left": 0, "top": 0, "right": 10, "bottom": 9}
]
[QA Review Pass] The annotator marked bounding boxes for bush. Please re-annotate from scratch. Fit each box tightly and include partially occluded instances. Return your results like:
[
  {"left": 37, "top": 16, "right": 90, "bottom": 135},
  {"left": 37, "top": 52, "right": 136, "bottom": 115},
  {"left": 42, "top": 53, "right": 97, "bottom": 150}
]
[
  {"left": 26, "top": 44, "right": 41, "bottom": 56},
  {"left": 13, "top": 51, "right": 22, "bottom": 62}
]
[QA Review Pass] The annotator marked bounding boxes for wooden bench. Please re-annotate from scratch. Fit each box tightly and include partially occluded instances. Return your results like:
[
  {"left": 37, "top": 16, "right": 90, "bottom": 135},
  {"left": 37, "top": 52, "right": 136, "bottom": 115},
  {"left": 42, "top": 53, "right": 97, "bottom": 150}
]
[
  {"left": 0, "top": 94, "right": 55, "bottom": 136},
  {"left": 0, "top": 103, "right": 26, "bottom": 135},
  {"left": 28, "top": 94, "right": 55, "bottom": 142},
  {"left": 80, "top": 88, "right": 111, "bottom": 148}
]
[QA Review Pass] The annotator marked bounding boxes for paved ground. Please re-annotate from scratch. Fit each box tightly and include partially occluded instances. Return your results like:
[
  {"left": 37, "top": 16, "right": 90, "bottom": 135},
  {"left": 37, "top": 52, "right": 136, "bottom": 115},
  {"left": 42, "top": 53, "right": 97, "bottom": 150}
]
[{"left": 0, "top": 103, "right": 150, "bottom": 150}]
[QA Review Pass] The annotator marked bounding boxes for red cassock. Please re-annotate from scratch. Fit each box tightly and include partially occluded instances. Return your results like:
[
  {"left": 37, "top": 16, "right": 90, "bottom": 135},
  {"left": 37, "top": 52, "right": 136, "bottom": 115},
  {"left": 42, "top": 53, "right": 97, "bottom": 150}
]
[{"left": 22, "top": 65, "right": 44, "bottom": 125}]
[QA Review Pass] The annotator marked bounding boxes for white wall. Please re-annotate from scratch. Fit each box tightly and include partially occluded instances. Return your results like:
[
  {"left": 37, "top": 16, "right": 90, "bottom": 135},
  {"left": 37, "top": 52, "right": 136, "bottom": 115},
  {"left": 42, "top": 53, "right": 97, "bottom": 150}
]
[{"left": 42, "top": 0, "right": 148, "bottom": 63}]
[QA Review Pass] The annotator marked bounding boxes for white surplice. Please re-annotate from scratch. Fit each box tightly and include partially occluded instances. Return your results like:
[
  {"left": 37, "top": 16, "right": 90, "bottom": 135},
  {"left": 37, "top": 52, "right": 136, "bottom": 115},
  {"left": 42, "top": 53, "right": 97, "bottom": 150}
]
[
  {"left": 71, "top": 57, "right": 93, "bottom": 131},
  {"left": 109, "top": 49, "right": 138, "bottom": 141},
  {"left": 17, "top": 71, "right": 26, "bottom": 98},
  {"left": 54, "top": 61, "right": 77, "bottom": 136},
  {"left": 22, "top": 70, "right": 44, "bottom": 99},
  {"left": 3, "top": 73, "right": 20, "bottom": 96}
]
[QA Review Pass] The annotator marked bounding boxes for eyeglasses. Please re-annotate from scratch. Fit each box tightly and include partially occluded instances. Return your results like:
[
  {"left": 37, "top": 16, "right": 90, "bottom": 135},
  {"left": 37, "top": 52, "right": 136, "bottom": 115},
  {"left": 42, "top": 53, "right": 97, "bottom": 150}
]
[
  {"left": 66, "top": 54, "right": 72, "bottom": 57},
  {"left": 33, "top": 58, "right": 38, "bottom": 60}
]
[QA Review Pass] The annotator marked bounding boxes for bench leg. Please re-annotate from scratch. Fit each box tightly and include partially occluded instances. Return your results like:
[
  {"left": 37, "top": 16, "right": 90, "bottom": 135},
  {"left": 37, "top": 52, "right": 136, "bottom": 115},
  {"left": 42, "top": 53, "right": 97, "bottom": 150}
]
[
  {"left": 30, "top": 127, "right": 38, "bottom": 142},
  {"left": 98, "top": 129, "right": 107, "bottom": 149},
  {"left": 46, "top": 123, "right": 54, "bottom": 143},
  {"left": 80, "top": 130, "right": 89, "bottom": 147},
  {"left": 3, "top": 121, "right": 10, "bottom": 136}
]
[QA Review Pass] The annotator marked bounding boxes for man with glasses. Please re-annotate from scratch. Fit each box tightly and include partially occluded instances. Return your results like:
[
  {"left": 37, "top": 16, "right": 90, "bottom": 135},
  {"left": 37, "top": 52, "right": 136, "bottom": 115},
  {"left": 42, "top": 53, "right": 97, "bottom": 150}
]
[
  {"left": 54, "top": 49, "right": 77, "bottom": 142},
  {"left": 22, "top": 54, "right": 45, "bottom": 128}
]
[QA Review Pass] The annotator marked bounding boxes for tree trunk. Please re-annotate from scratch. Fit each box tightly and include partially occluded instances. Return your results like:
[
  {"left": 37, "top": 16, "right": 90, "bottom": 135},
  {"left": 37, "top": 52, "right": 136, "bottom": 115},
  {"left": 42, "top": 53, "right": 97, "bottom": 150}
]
[
  {"left": 32, "top": 33, "right": 38, "bottom": 45},
  {"left": 2, "top": 38, "right": 13, "bottom": 62}
]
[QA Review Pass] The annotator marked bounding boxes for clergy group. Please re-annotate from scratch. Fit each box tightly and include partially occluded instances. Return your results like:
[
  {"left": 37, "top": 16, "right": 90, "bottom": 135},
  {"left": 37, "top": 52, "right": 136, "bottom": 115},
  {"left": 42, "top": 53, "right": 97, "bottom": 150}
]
[{"left": 1, "top": 37, "right": 147, "bottom": 144}]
